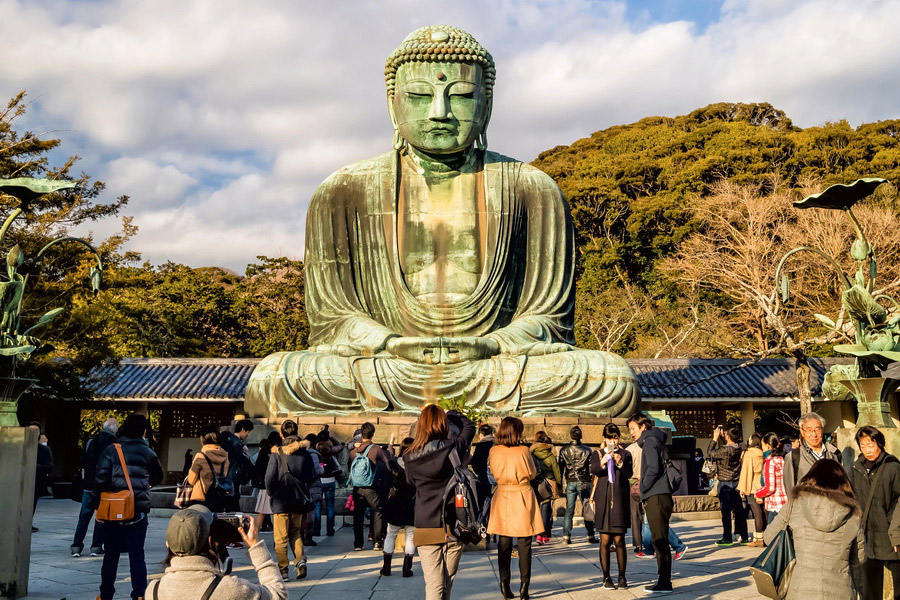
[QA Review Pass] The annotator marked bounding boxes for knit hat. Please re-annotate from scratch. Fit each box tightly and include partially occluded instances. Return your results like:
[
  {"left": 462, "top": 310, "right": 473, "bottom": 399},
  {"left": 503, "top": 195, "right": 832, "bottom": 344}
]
[{"left": 166, "top": 504, "right": 213, "bottom": 556}]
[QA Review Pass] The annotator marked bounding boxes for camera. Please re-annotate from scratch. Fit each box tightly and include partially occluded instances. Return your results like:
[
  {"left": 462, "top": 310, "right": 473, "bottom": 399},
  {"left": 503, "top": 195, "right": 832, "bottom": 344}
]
[{"left": 217, "top": 512, "right": 250, "bottom": 534}]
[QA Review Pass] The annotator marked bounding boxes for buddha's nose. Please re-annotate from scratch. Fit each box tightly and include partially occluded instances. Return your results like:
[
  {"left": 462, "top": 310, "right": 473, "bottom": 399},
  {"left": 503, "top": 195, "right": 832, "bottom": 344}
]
[{"left": 429, "top": 92, "right": 450, "bottom": 121}]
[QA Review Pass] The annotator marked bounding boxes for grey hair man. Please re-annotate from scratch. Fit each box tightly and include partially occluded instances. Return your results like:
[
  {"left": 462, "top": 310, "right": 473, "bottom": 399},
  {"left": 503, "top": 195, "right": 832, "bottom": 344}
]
[
  {"left": 783, "top": 412, "right": 843, "bottom": 491},
  {"left": 71, "top": 417, "right": 120, "bottom": 557}
]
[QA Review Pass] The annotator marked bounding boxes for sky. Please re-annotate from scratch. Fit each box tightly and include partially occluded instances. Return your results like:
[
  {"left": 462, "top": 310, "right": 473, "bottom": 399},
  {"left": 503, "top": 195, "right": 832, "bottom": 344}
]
[{"left": 0, "top": 0, "right": 898, "bottom": 272}]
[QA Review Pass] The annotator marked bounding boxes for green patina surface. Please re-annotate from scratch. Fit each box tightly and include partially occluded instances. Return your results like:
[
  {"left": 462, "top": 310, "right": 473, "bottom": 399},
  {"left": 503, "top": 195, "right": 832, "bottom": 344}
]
[
  {"left": 778, "top": 178, "right": 900, "bottom": 427},
  {"left": 0, "top": 178, "right": 103, "bottom": 426},
  {"left": 245, "top": 25, "right": 639, "bottom": 416}
]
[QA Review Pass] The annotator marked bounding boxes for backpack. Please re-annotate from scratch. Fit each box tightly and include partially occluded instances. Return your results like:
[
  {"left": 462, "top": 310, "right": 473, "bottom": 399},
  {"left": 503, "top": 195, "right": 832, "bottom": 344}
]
[
  {"left": 274, "top": 452, "right": 314, "bottom": 513},
  {"left": 350, "top": 444, "right": 377, "bottom": 487},
  {"left": 201, "top": 453, "right": 236, "bottom": 511},
  {"left": 662, "top": 446, "right": 683, "bottom": 492},
  {"left": 441, "top": 448, "right": 484, "bottom": 546}
]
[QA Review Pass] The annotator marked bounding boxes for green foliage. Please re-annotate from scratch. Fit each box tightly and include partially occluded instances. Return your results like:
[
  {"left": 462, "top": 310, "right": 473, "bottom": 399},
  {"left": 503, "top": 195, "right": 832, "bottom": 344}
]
[
  {"left": 438, "top": 393, "right": 489, "bottom": 425},
  {"left": 78, "top": 408, "right": 161, "bottom": 449},
  {"left": 533, "top": 102, "right": 900, "bottom": 357}
]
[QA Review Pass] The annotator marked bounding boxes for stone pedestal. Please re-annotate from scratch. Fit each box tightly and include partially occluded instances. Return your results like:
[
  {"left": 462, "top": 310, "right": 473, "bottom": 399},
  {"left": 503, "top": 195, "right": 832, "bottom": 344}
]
[
  {"left": 0, "top": 426, "right": 37, "bottom": 599},
  {"left": 246, "top": 415, "right": 631, "bottom": 446}
]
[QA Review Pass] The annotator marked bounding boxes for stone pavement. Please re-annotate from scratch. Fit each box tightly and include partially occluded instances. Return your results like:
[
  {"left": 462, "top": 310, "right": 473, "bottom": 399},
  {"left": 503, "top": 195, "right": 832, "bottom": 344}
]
[{"left": 25, "top": 499, "right": 764, "bottom": 599}]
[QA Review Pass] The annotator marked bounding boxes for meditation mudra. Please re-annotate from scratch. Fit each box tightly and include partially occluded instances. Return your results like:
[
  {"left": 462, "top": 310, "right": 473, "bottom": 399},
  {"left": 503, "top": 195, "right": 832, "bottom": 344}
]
[{"left": 245, "top": 25, "right": 638, "bottom": 416}]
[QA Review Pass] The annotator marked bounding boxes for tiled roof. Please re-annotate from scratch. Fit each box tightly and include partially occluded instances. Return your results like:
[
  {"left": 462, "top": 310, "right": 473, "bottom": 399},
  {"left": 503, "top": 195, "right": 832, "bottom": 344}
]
[
  {"left": 89, "top": 358, "right": 260, "bottom": 401},
  {"left": 87, "top": 356, "right": 896, "bottom": 402},
  {"left": 629, "top": 358, "right": 845, "bottom": 399}
]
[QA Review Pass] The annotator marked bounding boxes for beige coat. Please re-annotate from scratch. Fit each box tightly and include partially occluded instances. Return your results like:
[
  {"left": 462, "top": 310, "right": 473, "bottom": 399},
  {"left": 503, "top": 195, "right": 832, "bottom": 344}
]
[
  {"left": 737, "top": 447, "right": 763, "bottom": 496},
  {"left": 487, "top": 445, "right": 543, "bottom": 537},
  {"left": 187, "top": 444, "right": 230, "bottom": 502}
]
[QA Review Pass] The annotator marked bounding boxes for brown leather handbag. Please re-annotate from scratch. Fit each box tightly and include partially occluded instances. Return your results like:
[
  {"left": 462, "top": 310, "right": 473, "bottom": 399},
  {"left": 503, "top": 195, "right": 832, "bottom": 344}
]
[{"left": 96, "top": 444, "right": 135, "bottom": 522}]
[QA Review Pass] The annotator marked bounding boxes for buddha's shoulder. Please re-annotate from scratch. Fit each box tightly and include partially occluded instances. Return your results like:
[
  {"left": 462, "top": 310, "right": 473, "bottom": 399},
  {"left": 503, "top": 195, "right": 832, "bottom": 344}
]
[
  {"left": 315, "top": 152, "right": 395, "bottom": 190},
  {"left": 484, "top": 151, "right": 561, "bottom": 193}
]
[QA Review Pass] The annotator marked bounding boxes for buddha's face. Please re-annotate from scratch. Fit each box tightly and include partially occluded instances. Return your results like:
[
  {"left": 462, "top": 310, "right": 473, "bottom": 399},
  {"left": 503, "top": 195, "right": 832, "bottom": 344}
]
[{"left": 391, "top": 61, "right": 490, "bottom": 155}]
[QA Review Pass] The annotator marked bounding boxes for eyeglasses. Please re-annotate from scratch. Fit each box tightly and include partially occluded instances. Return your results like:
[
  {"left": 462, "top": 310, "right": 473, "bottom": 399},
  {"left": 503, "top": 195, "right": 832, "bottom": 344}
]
[{"left": 801, "top": 426, "right": 823, "bottom": 434}]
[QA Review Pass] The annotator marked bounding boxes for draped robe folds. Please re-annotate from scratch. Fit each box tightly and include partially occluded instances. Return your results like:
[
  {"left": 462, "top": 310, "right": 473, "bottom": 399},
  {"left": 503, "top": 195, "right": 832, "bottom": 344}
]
[{"left": 244, "top": 149, "right": 639, "bottom": 416}]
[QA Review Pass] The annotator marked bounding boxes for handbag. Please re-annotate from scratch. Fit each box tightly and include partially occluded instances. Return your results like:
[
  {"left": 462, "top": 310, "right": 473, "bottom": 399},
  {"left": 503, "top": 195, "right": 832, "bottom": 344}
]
[
  {"left": 174, "top": 476, "right": 193, "bottom": 509},
  {"left": 583, "top": 473, "right": 600, "bottom": 522},
  {"left": 532, "top": 474, "right": 555, "bottom": 502},
  {"left": 749, "top": 500, "right": 795, "bottom": 599},
  {"left": 701, "top": 457, "right": 717, "bottom": 476},
  {"left": 96, "top": 444, "right": 135, "bottom": 522}
]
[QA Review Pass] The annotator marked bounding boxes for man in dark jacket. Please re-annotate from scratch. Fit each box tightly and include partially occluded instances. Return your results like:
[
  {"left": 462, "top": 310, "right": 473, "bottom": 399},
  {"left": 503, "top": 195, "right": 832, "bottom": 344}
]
[
  {"left": 849, "top": 425, "right": 900, "bottom": 600},
  {"left": 557, "top": 425, "right": 597, "bottom": 544},
  {"left": 627, "top": 412, "right": 673, "bottom": 594},
  {"left": 265, "top": 435, "right": 316, "bottom": 581},
  {"left": 219, "top": 419, "right": 255, "bottom": 512},
  {"left": 27, "top": 421, "right": 53, "bottom": 533},
  {"left": 93, "top": 413, "right": 163, "bottom": 600},
  {"left": 708, "top": 425, "right": 749, "bottom": 546},
  {"left": 784, "top": 412, "right": 843, "bottom": 491},
  {"left": 71, "top": 418, "right": 118, "bottom": 557},
  {"left": 348, "top": 422, "right": 393, "bottom": 551},
  {"left": 470, "top": 424, "right": 494, "bottom": 506}
]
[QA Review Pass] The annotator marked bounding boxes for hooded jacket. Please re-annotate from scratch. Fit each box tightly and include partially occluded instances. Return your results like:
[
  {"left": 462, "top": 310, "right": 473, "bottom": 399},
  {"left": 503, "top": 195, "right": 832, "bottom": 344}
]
[
  {"left": 558, "top": 440, "right": 592, "bottom": 484},
  {"left": 636, "top": 427, "right": 670, "bottom": 500},
  {"left": 187, "top": 444, "right": 231, "bottom": 503},
  {"left": 402, "top": 412, "right": 475, "bottom": 530},
  {"left": 94, "top": 436, "right": 163, "bottom": 516},
  {"left": 264, "top": 438, "right": 316, "bottom": 514},
  {"left": 849, "top": 451, "right": 900, "bottom": 560},
  {"left": 530, "top": 442, "right": 562, "bottom": 499},
  {"left": 763, "top": 487, "right": 863, "bottom": 600},
  {"left": 146, "top": 540, "right": 286, "bottom": 600}
]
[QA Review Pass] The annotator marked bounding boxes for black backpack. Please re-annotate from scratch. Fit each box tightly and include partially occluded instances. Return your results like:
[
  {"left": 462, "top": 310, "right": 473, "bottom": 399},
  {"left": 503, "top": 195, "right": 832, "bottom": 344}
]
[
  {"left": 275, "top": 452, "right": 314, "bottom": 513},
  {"left": 441, "top": 448, "right": 484, "bottom": 546},
  {"left": 201, "top": 454, "right": 236, "bottom": 511}
]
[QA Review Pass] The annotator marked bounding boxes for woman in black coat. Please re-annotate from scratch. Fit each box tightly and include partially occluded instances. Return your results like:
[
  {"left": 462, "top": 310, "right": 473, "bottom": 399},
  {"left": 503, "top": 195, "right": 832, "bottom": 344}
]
[
  {"left": 381, "top": 437, "right": 417, "bottom": 577},
  {"left": 590, "top": 423, "right": 633, "bottom": 591}
]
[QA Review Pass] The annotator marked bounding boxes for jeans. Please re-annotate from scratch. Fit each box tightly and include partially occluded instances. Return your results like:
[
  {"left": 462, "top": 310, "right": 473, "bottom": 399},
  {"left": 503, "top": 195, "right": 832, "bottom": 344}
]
[
  {"left": 99, "top": 516, "right": 148, "bottom": 600},
  {"left": 563, "top": 481, "right": 595, "bottom": 537},
  {"left": 539, "top": 501, "right": 553, "bottom": 537},
  {"left": 641, "top": 520, "right": 685, "bottom": 553},
  {"left": 645, "top": 494, "right": 673, "bottom": 586},
  {"left": 718, "top": 480, "right": 748, "bottom": 542},
  {"left": 72, "top": 490, "right": 104, "bottom": 551},
  {"left": 353, "top": 486, "right": 385, "bottom": 548},
  {"left": 384, "top": 523, "right": 416, "bottom": 555},
  {"left": 315, "top": 481, "right": 336, "bottom": 535}
]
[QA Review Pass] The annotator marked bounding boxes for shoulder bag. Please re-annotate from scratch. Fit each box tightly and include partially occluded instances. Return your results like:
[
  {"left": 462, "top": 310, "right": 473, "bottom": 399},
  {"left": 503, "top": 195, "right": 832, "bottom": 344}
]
[
  {"left": 96, "top": 444, "right": 135, "bottom": 522},
  {"left": 582, "top": 471, "right": 600, "bottom": 523},
  {"left": 749, "top": 500, "right": 795, "bottom": 599}
]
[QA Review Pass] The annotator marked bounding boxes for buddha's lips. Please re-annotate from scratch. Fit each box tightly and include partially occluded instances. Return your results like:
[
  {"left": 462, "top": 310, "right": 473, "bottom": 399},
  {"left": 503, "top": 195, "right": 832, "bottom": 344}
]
[{"left": 425, "top": 126, "right": 454, "bottom": 134}]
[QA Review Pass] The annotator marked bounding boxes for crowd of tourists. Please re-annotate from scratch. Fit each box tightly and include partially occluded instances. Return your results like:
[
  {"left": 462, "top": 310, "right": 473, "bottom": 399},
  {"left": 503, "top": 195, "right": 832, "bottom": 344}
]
[{"left": 37, "top": 406, "right": 900, "bottom": 599}]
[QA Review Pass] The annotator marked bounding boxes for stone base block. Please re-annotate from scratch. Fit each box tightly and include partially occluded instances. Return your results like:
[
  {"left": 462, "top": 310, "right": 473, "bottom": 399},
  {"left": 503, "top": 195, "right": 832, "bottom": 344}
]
[
  {"left": 0, "top": 426, "right": 38, "bottom": 599},
  {"left": 246, "top": 415, "right": 632, "bottom": 446}
]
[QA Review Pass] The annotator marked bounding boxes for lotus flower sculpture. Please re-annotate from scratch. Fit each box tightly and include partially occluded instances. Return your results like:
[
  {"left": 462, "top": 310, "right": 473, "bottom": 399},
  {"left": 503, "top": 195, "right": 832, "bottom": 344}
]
[
  {"left": 0, "top": 177, "right": 103, "bottom": 426},
  {"left": 774, "top": 177, "right": 900, "bottom": 415}
]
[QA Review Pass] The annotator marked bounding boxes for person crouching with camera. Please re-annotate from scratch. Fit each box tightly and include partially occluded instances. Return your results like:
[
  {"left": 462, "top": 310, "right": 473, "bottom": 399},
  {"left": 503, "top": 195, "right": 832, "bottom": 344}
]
[{"left": 145, "top": 504, "right": 286, "bottom": 599}]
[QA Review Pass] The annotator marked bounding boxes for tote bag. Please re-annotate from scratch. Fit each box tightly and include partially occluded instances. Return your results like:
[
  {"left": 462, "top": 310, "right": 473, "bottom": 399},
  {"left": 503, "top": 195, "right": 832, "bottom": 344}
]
[{"left": 749, "top": 501, "right": 795, "bottom": 599}]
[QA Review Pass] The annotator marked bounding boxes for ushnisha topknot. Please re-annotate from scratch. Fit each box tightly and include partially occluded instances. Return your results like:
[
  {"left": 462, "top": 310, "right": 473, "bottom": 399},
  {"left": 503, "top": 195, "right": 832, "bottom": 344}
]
[{"left": 385, "top": 25, "right": 496, "bottom": 99}]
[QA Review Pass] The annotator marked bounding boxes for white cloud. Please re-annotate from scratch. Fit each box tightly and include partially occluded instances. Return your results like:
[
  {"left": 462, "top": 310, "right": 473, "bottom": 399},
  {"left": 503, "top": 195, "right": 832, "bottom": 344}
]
[{"left": 0, "top": 0, "right": 897, "bottom": 270}]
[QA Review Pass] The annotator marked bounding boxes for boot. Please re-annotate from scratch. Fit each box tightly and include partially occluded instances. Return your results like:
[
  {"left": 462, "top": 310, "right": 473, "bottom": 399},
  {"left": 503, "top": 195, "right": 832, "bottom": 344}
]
[
  {"left": 303, "top": 531, "right": 318, "bottom": 547},
  {"left": 380, "top": 552, "right": 392, "bottom": 576},
  {"left": 402, "top": 554, "right": 414, "bottom": 578},
  {"left": 500, "top": 579, "right": 514, "bottom": 599}
]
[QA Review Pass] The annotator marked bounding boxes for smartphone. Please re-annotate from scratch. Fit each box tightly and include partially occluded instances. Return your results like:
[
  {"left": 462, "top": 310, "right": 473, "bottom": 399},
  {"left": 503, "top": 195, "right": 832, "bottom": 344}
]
[{"left": 242, "top": 516, "right": 251, "bottom": 534}]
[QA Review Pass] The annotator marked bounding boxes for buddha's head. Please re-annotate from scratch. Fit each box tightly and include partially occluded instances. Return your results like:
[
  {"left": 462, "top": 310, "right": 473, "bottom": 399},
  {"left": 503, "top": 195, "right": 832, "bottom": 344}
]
[{"left": 385, "top": 25, "right": 495, "bottom": 156}]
